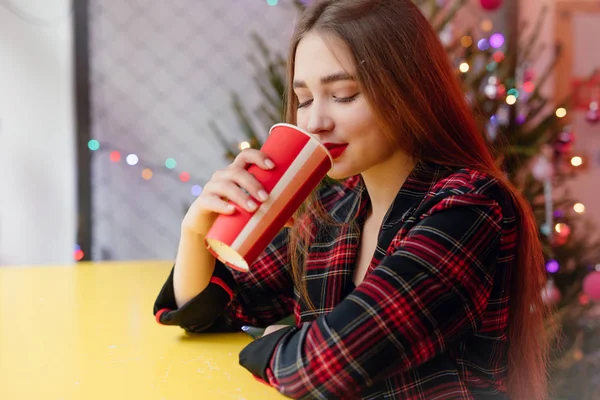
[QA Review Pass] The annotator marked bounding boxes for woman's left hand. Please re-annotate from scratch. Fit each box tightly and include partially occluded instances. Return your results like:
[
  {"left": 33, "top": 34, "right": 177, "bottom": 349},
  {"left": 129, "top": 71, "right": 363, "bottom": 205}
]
[{"left": 263, "top": 324, "right": 289, "bottom": 337}]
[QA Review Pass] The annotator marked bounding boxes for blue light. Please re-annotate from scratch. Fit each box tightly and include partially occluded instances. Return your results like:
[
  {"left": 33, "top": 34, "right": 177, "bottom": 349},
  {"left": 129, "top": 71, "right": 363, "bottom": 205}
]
[{"left": 191, "top": 185, "right": 203, "bottom": 197}]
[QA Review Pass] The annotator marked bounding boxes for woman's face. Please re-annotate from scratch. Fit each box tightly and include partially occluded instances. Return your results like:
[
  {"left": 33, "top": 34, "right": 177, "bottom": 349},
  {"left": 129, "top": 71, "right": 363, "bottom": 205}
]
[{"left": 293, "top": 31, "right": 397, "bottom": 179}]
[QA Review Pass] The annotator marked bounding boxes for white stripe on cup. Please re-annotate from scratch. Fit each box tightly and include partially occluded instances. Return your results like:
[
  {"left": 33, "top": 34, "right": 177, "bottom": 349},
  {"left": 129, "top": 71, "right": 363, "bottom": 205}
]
[{"left": 230, "top": 139, "right": 321, "bottom": 250}]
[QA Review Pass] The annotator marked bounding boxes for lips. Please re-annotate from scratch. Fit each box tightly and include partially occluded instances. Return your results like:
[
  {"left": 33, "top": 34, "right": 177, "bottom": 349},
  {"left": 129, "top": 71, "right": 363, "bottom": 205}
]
[{"left": 323, "top": 142, "right": 348, "bottom": 159}]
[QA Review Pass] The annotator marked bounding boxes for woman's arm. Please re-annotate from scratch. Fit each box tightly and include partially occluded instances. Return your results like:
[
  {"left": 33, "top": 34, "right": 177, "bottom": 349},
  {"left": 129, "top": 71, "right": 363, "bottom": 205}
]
[
  {"left": 154, "top": 229, "right": 295, "bottom": 333},
  {"left": 173, "top": 228, "right": 217, "bottom": 308},
  {"left": 239, "top": 193, "right": 505, "bottom": 399}
]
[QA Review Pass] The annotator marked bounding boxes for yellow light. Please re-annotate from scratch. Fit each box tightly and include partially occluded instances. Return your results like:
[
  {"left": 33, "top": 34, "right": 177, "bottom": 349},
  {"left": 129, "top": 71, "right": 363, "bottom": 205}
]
[
  {"left": 480, "top": 19, "right": 494, "bottom": 32},
  {"left": 556, "top": 108, "right": 567, "bottom": 118},
  {"left": 142, "top": 168, "right": 153, "bottom": 180},
  {"left": 461, "top": 36, "right": 473, "bottom": 48},
  {"left": 555, "top": 223, "right": 568, "bottom": 233},
  {"left": 459, "top": 62, "right": 470, "bottom": 73},
  {"left": 506, "top": 95, "right": 517, "bottom": 105},
  {"left": 573, "top": 203, "right": 586, "bottom": 213},
  {"left": 571, "top": 156, "right": 583, "bottom": 167},
  {"left": 238, "top": 141, "right": 251, "bottom": 151}
]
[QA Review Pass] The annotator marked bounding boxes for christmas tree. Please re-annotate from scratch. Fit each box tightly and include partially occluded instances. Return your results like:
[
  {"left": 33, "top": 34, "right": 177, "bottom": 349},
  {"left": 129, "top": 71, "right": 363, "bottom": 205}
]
[{"left": 209, "top": 1, "right": 600, "bottom": 397}]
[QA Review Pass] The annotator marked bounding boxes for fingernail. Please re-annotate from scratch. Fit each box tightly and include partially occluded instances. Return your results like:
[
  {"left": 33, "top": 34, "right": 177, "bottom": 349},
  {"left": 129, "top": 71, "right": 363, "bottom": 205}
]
[
  {"left": 257, "top": 190, "right": 268, "bottom": 201},
  {"left": 246, "top": 200, "right": 258, "bottom": 211},
  {"left": 265, "top": 159, "right": 275, "bottom": 169}
]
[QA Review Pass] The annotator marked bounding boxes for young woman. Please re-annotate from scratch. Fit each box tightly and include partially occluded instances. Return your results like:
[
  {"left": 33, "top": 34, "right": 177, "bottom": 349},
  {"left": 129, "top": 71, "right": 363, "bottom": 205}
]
[{"left": 154, "top": 1, "right": 550, "bottom": 398}]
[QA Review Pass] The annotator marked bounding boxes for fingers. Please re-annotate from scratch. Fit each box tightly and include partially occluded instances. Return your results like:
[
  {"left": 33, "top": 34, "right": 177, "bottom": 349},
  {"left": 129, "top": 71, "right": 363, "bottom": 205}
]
[
  {"left": 196, "top": 194, "right": 236, "bottom": 215},
  {"left": 262, "top": 324, "right": 289, "bottom": 337},
  {"left": 204, "top": 179, "right": 260, "bottom": 213},
  {"left": 198, "top": 149, "right": 275, "bottom": 214},
  {"left": 231, "top": 149, "right": 275, "bottom": 170}
]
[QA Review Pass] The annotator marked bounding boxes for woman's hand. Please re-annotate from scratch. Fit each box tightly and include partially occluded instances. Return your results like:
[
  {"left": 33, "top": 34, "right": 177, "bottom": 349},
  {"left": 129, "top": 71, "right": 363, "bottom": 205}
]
[
  {"left": 262, "top": 324, "right": 290, "bottom": 337},
  {"left": 181, "top": 149, "right": 274, "bottom": 236}
]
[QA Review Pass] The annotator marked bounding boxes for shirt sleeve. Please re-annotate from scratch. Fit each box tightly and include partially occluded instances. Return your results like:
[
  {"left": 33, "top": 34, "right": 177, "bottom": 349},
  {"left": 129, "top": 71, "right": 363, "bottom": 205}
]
[
  {"left": 153, "top": 229, "right": 296, "bottom": 333},
  {"left": 238, "top": 193, "right": 504, "bottom": 399}
]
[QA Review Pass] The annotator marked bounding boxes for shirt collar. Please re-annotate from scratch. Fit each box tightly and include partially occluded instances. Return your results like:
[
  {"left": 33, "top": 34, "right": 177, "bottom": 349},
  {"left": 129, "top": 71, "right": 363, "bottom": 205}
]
[{"left": 334, "top": 161, "right": 453, "bottom": 227}]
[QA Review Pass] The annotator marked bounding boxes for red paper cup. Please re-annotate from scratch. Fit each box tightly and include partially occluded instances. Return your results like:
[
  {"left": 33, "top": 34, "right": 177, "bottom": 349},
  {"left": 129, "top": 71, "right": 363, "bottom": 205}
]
[{"left": 204, "top": 123, "right": 335, "bottom": 272}]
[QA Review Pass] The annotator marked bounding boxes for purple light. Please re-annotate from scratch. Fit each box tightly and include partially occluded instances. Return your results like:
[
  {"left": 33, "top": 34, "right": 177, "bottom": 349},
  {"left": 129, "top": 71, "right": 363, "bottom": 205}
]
[
  {"left": 477, "top": 39, "right": 490, "bottom": 51},
  {"left": 489, "top": 33, "right": 505, "bottom": 49},
  {"left": 554, "top": 209, "right": 565, "bottom": 219},
  {"left": 546, "top": 260, "right": 560, "bottom": 274},
  {"left": 191, "top": 185, "right": 203, "bottom": 197},
  {"left": 490, "top": 115, "right": 498, "bottom": 125},
  {"left": 516, "top": 114, "right": 526, "bottom": 124}
]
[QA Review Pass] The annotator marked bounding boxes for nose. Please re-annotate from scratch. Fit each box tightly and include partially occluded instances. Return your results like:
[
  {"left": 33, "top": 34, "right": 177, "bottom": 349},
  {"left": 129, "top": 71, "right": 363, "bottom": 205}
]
[{"left": 306, "top": 105, "right": 334, "bottom": 136}]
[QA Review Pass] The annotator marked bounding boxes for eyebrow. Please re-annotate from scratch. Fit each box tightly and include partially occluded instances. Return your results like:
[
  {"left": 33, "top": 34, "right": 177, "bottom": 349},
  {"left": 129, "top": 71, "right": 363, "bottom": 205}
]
[{"left": 292, "top": 72, "right": 356, "bottom": 89}]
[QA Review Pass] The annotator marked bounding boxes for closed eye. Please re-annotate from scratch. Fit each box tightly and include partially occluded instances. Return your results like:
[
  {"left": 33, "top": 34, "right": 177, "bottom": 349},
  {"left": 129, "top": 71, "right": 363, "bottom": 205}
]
[
  {"left": 334, "top": 93, "right": 359, "bottom": 103},
  {"left": 297, "top": 93, "right": 360, "bottom": 109}
]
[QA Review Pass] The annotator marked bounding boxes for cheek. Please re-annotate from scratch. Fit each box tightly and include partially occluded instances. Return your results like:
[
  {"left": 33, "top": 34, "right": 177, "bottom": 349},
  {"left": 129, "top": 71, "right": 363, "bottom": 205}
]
[
  {"left": 294, "top": 110, "right": 308, "bottom": 130},
  {"left": 339, "top": 101, "right": 377, "bottom": 129}
]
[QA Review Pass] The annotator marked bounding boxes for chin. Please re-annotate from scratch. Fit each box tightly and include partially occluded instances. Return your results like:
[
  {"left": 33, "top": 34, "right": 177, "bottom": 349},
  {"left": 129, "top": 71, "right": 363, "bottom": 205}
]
[{"left": 326, "top": 162, "right": 358, "bottom": 180}]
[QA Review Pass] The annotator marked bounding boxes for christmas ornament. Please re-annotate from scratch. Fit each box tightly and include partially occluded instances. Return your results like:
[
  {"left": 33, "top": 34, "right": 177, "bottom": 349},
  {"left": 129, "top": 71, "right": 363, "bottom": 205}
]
[
  {"left": 523, "top": 69, "right": 535, "bottom": 82},
  {"left": 479, "top": 0, "right": 503, "bottom": 11},
  {"left": 541, "top": 280, "right": 561, "bottom": 305},
  {"left": 552, "top": 232, "right": 568, "bottom": 247},
  {"left": 586, "top": 101, "right": 599, "bottom": 124},
  {"left": 582, "top": 271, "right": 600, "bottom": 301},
  {"left": 554, "top": 127, "right": 575, "bottom": 154},
  {"left": 555, "top": 222, "right": 571, "bottom": 239}
]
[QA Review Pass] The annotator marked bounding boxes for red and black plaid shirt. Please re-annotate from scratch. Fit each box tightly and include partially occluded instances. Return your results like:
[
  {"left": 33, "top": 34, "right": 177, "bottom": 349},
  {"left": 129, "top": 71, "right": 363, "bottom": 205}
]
[{"left": 154, "top": 162, "right": 515, "bottom": 399}]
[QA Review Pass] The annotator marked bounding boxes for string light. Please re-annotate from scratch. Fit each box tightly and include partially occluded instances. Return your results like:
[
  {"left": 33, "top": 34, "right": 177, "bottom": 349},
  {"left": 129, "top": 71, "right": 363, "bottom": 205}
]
[
  {"left": 88, "top": 140, "right": 100, "bottom": 151},
  {"left": 142, "top": 168, "right": 153, "bottom": 180},
  {"left": 239, "top": 141, "right": 251, "bottom": 150},
  {"left": 523, "top": 81, "right": 535, "bottom": 93},
  {"left": 191, "top": 185, "right": 203, "bottom": 196},
  {"left": 486, "top": 62, "right": 497, "bottom": 72},
  {"left": 492, "top": 51, "right": 505, "bottom": 63},
  {"left": 555, "top": 222, "right": 569, "bottom": 234},
  {"left": 266, "top": 0, "right": 278, "bottom": 5},
  {"left": 88, "top": 139, "right": 207, "bottom": 197},
  {"left": 126, "top": 154, "right": 139, "bottom": 166},
  {"left": 571, "top": 156, "right": 583, "bottom": 167},
  {"left": 489, "top": 33, "right": 505, "bottom": 48},
  {"left": 507, "top": 88, "right": 520, "bottom": 99},
  {"left": 179, "top": 172, "right": 190, "bottom": 182},
  {"left": 546, "top": 259, "right": 560, "bottom": 273},
  {"left": 459, "top": 62, "right": 470, "bottom": 73},
  {"left": 480, "top": 20, "right": 493, "bottom": 32},
  {"left": 556, "top": 108, "right": 567, "bottom": 118},
  {"left": 573, "top": 203, "right": 586, "bottom": 213},
  {"left": 506, "top": 95, "right": 517, "bottom": 105},
  {"left": 165, "top": 158, "right": 177, "bottom": 169},
  {"left": 461, "top": 36, "right": 473, "bottom": 47},
  {"left": 73, "top": 244, "right": 84, "bottom": 261},
  {"left": 477, "top": 39, "right": 490, "bottom": 51}
]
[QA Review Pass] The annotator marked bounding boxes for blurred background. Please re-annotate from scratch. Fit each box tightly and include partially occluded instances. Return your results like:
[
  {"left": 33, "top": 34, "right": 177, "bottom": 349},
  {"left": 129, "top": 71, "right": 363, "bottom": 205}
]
[{"left": 0, "top": 0, "right": 599, "bottom": 397}]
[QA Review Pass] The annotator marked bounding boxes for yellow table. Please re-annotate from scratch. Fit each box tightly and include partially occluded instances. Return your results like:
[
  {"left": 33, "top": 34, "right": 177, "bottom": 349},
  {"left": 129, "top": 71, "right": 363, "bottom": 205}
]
[{"left": 0, "top": 261, "right": 285, "bottom": 400}]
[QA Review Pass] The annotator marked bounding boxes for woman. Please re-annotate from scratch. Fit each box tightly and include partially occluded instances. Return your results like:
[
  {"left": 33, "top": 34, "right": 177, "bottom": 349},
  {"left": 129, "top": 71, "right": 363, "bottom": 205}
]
[{"left": 154, "top": 1, "right": 550, "bottom": 398}]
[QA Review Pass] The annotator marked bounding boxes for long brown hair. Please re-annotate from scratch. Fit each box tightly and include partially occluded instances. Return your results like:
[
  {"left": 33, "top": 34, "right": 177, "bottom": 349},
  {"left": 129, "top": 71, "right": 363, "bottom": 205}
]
[{"left": 284, "top": 1, "right": 550, "bottom": 399}]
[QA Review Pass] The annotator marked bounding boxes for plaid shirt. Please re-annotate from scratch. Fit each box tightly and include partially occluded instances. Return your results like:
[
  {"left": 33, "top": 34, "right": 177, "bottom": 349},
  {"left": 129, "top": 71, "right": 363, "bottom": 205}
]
[{"left": 154, "top": 162, "right": 515, "bottom": 399}]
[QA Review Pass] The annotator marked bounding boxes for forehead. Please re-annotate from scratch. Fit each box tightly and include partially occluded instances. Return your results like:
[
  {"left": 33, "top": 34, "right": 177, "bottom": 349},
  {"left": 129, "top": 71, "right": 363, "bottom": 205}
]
[{"left": 293, "top": 32, "right": 356, "bottom": 80}]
